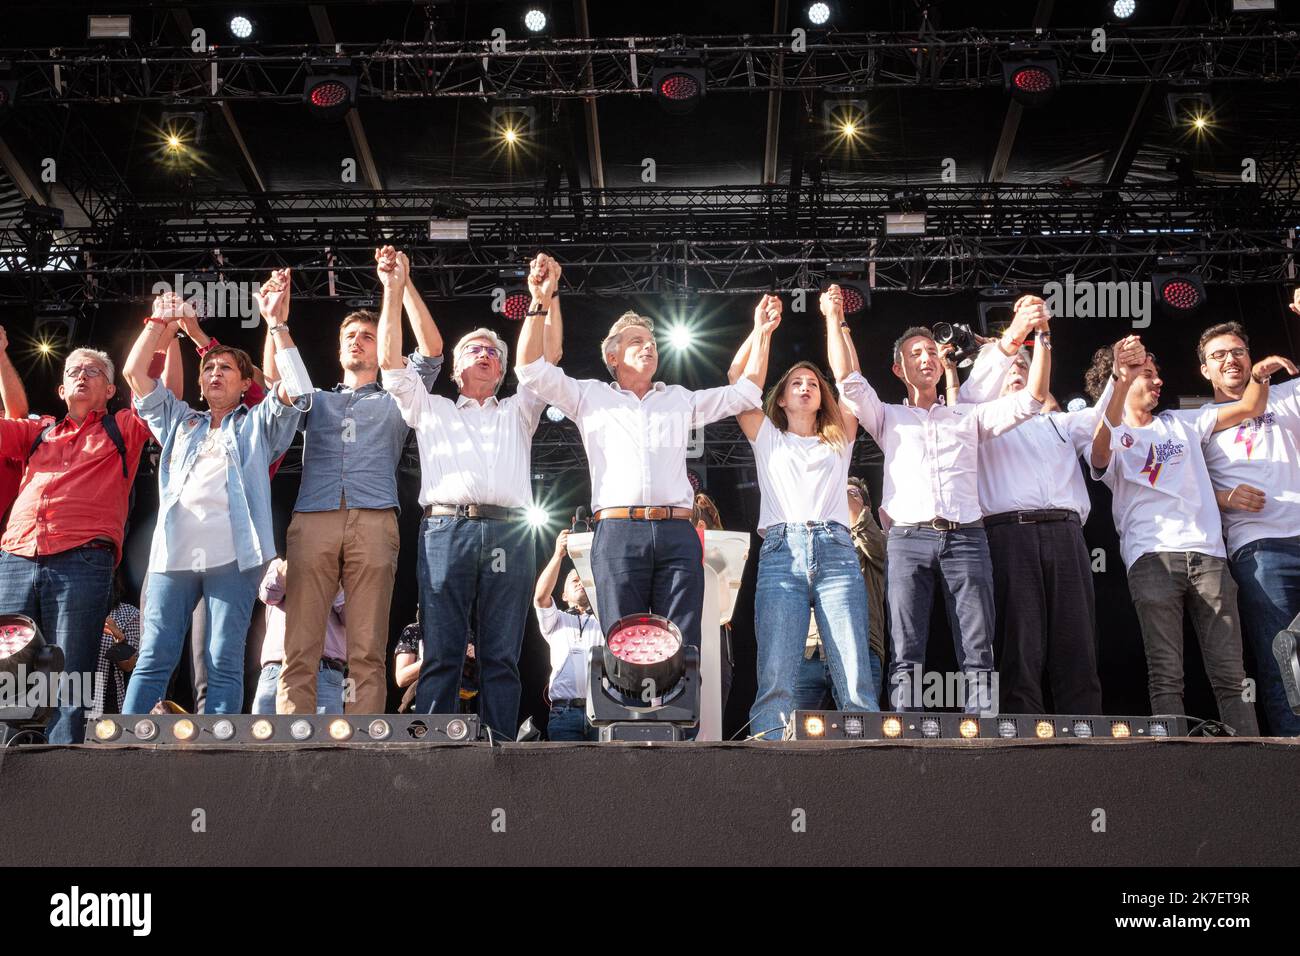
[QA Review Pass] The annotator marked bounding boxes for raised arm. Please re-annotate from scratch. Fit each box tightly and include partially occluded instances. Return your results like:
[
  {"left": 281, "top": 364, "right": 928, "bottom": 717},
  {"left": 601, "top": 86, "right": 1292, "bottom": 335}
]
[
  {"left": 1024, "top": 308, "right": 1051, "bottom": 405},
  {"left": 517, "top": 252, "right": 558, "bottom": 368},
  {"left": 399, "top": 251, "right": 445, "bottom": 358},
  {"left": 534, "top": 531, "right": 570, "bottom": 609},
  {"left": 249, "top": 268, "right": 307, "bottom": 404},
  {"left": 821, "top": 285, "right": 860, "bottom": 380},
  {"left": 733, "top": 295, "right": 780, "bottom": 440},
  {"left": 0, "top": 327, "right": 30, "bottom": 419},
  {"left": 376, "top": 247, "right": 407, "bottom": 371},
  {"left": 1090, "top": 336, "right": 1145, "bottom": 472},
  {"left": 1208, "top": 355, "right": 1298, "bottom": 433},
  {"left": 124, "top": 293, "right": 184, "bottom": 396},
  {"left": 541, "top": 256, "right": 562, "bottom": 365}
]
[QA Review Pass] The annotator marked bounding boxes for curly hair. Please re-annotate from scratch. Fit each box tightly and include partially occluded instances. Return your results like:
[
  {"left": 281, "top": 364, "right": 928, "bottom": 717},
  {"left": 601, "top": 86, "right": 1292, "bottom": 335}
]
[{"left": 1083, "top": 346, "right": 1114, "bottom": 402}]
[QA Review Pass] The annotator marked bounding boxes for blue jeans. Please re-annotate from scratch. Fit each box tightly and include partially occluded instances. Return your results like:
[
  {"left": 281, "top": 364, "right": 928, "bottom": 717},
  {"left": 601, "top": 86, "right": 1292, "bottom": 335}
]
[
  {"left": 1230, "top": 537, "right": 1300, "bottom": 735},
  {"left": 795, "top": 647, "right": 884, "bottom": 711},
  {"left": 0, "top": 546, "right": 115, "bottom": 744},
  {"left": 590, "top": 517, "right": 704, "bottom": 648},
  {"left": 252, "top": 662, "right": 344, "bottom": 715},
  {"left": 750, "top": 522, "right": 879, "bottom": 740},
  {"left": 548, "top": 703, "right": 598, "bottom": 741},
  {"left": 886, "top": 526, "right": 996, "bottom": 714},
  {"left": 123, "top": 562, "right": 263, "bottom": 715},
  {"left": 414, "top": 515, "right": 533, "bottom": 741}
]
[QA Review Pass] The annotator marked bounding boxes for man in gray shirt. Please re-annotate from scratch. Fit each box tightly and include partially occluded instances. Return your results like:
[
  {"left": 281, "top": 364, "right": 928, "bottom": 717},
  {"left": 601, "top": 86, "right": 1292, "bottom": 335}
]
[{"left": 276, "top": 249, "right": 442, "bottom": 714}]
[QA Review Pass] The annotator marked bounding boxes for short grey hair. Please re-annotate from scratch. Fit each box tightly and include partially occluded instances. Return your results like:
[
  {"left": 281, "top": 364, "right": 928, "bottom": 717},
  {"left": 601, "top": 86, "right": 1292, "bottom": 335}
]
[
  {"left": 600, "top": 311, "right": 655, "bottom": 376},
  {"left": 66, "top": 347, "right": 115, "bottom": 382},
  {"left": 452, "top": 327, "right": 509, "bottom": 392}
]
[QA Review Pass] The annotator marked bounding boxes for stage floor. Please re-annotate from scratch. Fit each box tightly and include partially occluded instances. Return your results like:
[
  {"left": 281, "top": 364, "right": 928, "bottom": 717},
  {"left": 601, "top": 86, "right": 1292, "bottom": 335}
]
[{"left": 2, "top": 738, "right": 1296, "bottom": 866}]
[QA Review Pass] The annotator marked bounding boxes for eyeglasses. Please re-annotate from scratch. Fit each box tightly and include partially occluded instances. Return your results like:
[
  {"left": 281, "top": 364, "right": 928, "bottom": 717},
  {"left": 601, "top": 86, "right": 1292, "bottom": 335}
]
[
  {"left": 462, "top": 345, "right": 501, "bottom": 360},
  {"left": 64, "top": 365, "right": 106, "bottom": 380},
  {"left": 1208, "top": 347, "right": 1248, "bottom": 363}
]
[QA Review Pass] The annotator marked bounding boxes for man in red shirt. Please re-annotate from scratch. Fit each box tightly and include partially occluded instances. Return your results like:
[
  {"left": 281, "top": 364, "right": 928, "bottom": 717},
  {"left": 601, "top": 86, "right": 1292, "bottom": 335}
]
[{"left": 0, "top": 343, "right": 152, "bottom": 743}]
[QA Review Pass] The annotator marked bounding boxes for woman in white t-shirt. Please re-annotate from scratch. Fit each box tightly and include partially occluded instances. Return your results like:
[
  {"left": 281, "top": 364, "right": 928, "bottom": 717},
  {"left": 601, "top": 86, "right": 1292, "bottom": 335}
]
[{"left": 729, "top": 287, "right": 879, "bottom": 739}]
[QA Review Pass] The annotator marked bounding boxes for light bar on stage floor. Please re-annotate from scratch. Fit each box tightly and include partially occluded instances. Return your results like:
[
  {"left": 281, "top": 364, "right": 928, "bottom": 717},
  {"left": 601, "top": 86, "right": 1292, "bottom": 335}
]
[
  {"left": 785, "top": 711, "right": 1189, "bottom": 741},
  {"left": 86, "top": 714, "right": 481, "bottom": 745}
]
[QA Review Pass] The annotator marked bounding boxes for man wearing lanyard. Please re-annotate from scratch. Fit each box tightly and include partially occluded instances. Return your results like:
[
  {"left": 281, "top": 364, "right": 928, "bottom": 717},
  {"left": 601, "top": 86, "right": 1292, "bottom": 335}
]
[
  {"left": 837, "top": 297, "right": 1051, "bottom": 714},
  {"left": 514, "top": 259, "right": 772, "bottom": 652},
  {"left": 377, "top": 249, "right": 558, "bottom": 741},
  {"left": 533, "top": 529, "right": 602, "bottom": 740},
  {"left": 956, "top": 329, "right": 1132, "bottom": 716}
]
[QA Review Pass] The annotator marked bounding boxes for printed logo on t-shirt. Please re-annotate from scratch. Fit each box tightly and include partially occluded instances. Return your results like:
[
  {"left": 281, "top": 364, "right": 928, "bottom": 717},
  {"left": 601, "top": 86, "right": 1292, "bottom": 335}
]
[
  {"left": 1139, "top": 438, "right": 1186, "bottom": 486},
  {"left": 1120, "top": 433, "right": 1135, "bottom": 448},
  {"left": 1232, "top": 413, "right": 1274, "bottom": 458}
]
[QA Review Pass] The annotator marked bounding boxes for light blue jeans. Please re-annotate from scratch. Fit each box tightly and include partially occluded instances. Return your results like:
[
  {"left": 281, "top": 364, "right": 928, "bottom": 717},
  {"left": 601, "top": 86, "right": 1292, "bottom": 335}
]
[
  {"left": 123, "top": 562, "right": 263, "bottom": 715},
  {"left": 750, "top": 521, "right": 879, "bottom": 739},
  {"left": 253, "top": 662, "right": 344, "bottom": 715}
]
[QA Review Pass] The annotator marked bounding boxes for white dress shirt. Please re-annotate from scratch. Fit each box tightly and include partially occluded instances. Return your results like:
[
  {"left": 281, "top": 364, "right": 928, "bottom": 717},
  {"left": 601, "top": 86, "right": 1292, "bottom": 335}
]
[
  {"left": 167, "top": 430, "right": 237, "bottom": 571},
  {"left": 382, "top": 362, "right": 546, "bottom": 508},
  {"left": 958, "top": 343, "right": 1112, "bottom": 521},
  {"left": 515, "top": 357, "right": 762, "bottom": 511},
  {"left": 1203, "top": 377, "right": 1300, "bottom": 557},
  {"left": 837, "top": 371, "right": 1042, "bottom": 527},
  {"left": 535, "top": 602, "right": 603, "bottom": 701},
  {"left": 1094, "top": 406, "right": 1225, "bottom": 570}
]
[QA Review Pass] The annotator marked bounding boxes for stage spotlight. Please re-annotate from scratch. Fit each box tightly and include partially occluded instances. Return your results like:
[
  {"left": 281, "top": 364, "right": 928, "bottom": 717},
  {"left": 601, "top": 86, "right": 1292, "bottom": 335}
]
[
  {"left": 920, "top": 717, "right": 941, "bottom": 738},
  {"left": 959, "top": 718, "right": 980, "bottom": 739},
  {"left": 1072, "top": 719, "right": 1093, "bottom": 738},
  {"left": 545, "top": 405, "right": 566, "bottom": 423},
  {"left": 172, "top": 718, "right": 196, "bottom": 741},
  {"left": 1110, "top": 721, "right": 1132, "bottom": 739},
  {"left": 490, "top": 102, "right": 536, "bottom": 147},
  {"left": 1035, "top": 719, "right": 1055, "bottom": 739},
  {"left": 1152, "top": 260, "right": 1206, "bottom": 316},
  {"left": 93, "top": 719, "right": 121, "bottom": 742},
  {"left": 1112, "top": 0, "right": 1136, "bottom": 18},
  {"left": 821, "top": 96, "right": 867, "bottom": 144},
  {"left": 87, "top": 14, "right": 131, "bottom": 39},
  {"left": 1166, "top": 89, "right": 1213, "bottom": 131},
  {"left": 134, "top": 719, "right": 158, "bottom": 741},
  {"left": 526, "top": 505, "right": 550, "bottom": 528},
  {"left": 651, "top": 54, "right": 706, "bottom": 115},
  {"left": 251, "top": 718, "right": 274, "bottom": 740},
  {"left": 0, "top": 614, "right": 66, "bottom": 745},
  {"left": 496, "top": 268, "right": 531, "bottom": 321},
  {"left": 667, "top": 324, "right": 694, "bottom": 352},
  {"left": 826, "top": 262, "right": 872, "bottom": 315},
  {"left": 368, "top": 718, "right": 392, "bottom": 740},
  {"left": 1147, "top": 720, "right": 1169, "bottom": 738},
  {"left": 303, "top": 72, "right": 357, "bottom": 121},
  {"left": 589, "top": 613, "right": 700, "bottom": 740},
  {"left": 803, "top": 714, "right": 826, "bottom": 737},
  {"left": 329, "top": 718, "right": 353, "bottom": 741},
  {"left": 212, "top": 718, "right": 235, "bottom": 741},
  {"left": 605, "top": 614, "right": 684, "bottom": 696},
  {"left": 1002, "top": 56, "right": 1059, "bottom": 107},
  {"left": 882, "top": 716, "right": 903, "bottom": 738},
  {"left": 807, "top": 2, "right": 831, "bottom": 25},
  {"left": 997, "top": 718, "right": 1018, "bottom": 738},
  {"left": 523, "top": 8, "right": 547, "bottom": 33},
  {"left": 229, "top": 15, "right": 254, "bottom": 39}
]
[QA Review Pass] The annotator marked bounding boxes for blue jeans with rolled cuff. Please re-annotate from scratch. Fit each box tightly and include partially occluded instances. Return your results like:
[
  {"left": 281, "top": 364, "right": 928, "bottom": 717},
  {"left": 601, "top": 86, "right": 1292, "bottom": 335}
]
[{"left": 750, "top": 521, "right": 879, "bottom": 740}]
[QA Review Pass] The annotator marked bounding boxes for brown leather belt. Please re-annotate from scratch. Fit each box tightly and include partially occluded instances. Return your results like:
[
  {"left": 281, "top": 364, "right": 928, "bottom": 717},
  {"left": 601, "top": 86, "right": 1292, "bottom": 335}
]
[
  {"left": 424, "top": 504, "right": 521, "bottom": 520},
  {"left": 592, "top": 506, "right": 693, "bottom": 522},
  {"left": 891, "top": 517, "right": 984, "bottom": 532}
]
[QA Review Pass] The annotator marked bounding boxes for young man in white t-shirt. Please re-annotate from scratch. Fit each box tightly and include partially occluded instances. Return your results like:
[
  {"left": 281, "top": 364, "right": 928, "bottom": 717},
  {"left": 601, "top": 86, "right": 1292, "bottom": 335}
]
[
  {"left": 1197, "top": 300, "right": 1300, "bottom": 734},
  {"left": 1087, "top": 342, "right": 1295, "bottom": 734}
]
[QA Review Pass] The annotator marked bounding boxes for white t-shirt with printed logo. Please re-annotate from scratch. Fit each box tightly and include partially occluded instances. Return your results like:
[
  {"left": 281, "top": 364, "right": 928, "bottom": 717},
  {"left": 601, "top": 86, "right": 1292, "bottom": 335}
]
[
  {"left": 749, "top": 415, "right": 854, "bottom": 535},
  {"left": 1204, "top": 378, "right": 1300, "bottom": 557},
  {"left": 1095, "top": 405, "right": 1224, "bottom": 570}
]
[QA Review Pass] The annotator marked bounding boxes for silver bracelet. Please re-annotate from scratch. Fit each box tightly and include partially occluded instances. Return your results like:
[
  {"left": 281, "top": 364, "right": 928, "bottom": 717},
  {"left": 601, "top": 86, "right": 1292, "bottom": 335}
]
[{"left": 267, "top": 324, "right": 290, "bottom": 336}]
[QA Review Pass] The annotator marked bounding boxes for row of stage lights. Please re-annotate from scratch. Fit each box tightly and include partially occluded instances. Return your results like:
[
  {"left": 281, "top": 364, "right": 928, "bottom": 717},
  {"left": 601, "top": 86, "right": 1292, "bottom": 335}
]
[
  {"left": 789, "top": 711, "right": 1190, "bottom": 741},
  {"left": 90, "top": 714, "right": 479, "bottom": 745}
]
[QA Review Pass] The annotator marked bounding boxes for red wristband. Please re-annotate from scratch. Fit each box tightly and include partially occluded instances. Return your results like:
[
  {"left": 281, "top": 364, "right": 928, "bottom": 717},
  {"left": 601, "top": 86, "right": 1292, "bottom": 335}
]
[{"left": 195, "top": 336, "right": 220, "bottom": 357}]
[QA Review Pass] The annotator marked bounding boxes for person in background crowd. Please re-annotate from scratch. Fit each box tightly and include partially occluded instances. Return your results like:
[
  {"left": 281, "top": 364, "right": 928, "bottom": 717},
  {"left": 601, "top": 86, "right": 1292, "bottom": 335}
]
[
  {"left": 533, "top": 529, "right": 602, "bottom": 741},
  {"left": 276, "top": 249, "right": 443, "bottom": 717},
  {"left": 1199, "top": 298, "right": 1300, "bottom": 735},
  {"left": 838, "top": 298, "right": 1051, "bottom": 715},
  {"left": 0, "top": 338, "right": 151, "bottom": 743},
  {"left": 254, "top": 557, "right": 346, "bottom": 715},
  {"left": 1086, "top": 338, "right": 1295, "bottom": 734},
  {"left": 394, "top": 614, "right": 479, "bottom": 715},
  {"left": 0, "top": 326, "right": 33, "bottom": 528},
  {"left": 92, "top": 569, "right": 141, "bottom": 716},
  {"left": 955, "top": 327, "right": 1116, "bottom": 716},
  {"left": 121, "top": 280, "right": 312, "bottom": 715},
  {"left": 732, "top": 289, "right": 877, "bottom": 738}
]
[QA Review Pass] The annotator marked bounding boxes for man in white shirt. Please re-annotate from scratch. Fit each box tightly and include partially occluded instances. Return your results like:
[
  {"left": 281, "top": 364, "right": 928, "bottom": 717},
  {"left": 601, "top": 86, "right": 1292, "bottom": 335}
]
[
  {"left": 1087, "top": 341, "right": 1294, "bottom": 734},
  {"left": 534, "top": 530, "right": 602, "bottom": 740},
  {"left": 376, "top": 249, "right": 559, "bottom": 741},
  {"left": 1197, "top": 302, "right": 1300, "bottom": 734},
  {"left": 956, "top": 331, "right": 1128, "bottom": 715},
  {"left": 838, "top": 298, "right": 1050, "bottom": 714},
  {"left": 515, "top": 262, "right": 771, "bottom": 652}
]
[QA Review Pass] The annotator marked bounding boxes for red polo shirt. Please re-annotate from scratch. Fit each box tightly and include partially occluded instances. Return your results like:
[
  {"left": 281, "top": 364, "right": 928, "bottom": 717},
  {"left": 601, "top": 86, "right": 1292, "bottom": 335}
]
[{"left": 0, "top": 408, "right": 153, "bottom": 563}]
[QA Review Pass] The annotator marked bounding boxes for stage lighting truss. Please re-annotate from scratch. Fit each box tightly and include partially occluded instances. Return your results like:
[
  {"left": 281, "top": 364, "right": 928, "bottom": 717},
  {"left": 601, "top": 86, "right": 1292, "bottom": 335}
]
[
  {"left": 86, "top": 714, "right": 482, "bottom": 746},
  {"left": 1151, "top": 257, "right": 1207, "bottom": 315},
  {"left": 1002, "top": 54, "right": 1059, "bottom": 107},
  {"left": 650, "top": 53, "right": 705, "bottom": 115},
  {"left": 786, "top": 711, "right": 1189, "bottom": 740}
]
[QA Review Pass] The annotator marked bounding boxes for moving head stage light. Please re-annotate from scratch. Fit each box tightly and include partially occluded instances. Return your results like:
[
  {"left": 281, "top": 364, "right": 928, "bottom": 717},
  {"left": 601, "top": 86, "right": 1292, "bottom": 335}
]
[
  {"left": 587, "top": 613, "right": 700, "bottom": 741},
  {"left": 0, "top": 614, "right": 65, "bottom": 746}
]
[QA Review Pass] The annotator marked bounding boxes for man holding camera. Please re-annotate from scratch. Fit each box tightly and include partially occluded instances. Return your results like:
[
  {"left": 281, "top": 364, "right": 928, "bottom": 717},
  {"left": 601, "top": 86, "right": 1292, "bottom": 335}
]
[{"left": 837, "top": 299, "right": 1050, "bottom": 714}]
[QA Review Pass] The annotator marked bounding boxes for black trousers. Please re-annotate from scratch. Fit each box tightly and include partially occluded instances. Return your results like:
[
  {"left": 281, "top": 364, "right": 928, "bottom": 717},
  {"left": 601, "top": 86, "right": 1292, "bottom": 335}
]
[
  {"left": 987, "top": 515, "right": 1102, "bottom": 714},
  {"left": 590, "top": 517, "right": 704, "bottom": 648}
]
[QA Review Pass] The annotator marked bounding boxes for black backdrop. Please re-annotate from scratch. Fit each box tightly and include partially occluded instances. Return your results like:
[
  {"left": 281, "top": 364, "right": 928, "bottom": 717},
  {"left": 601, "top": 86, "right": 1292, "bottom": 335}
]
[{"left": 3, "top": 279, "right": 1297, "bottom": 736}]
